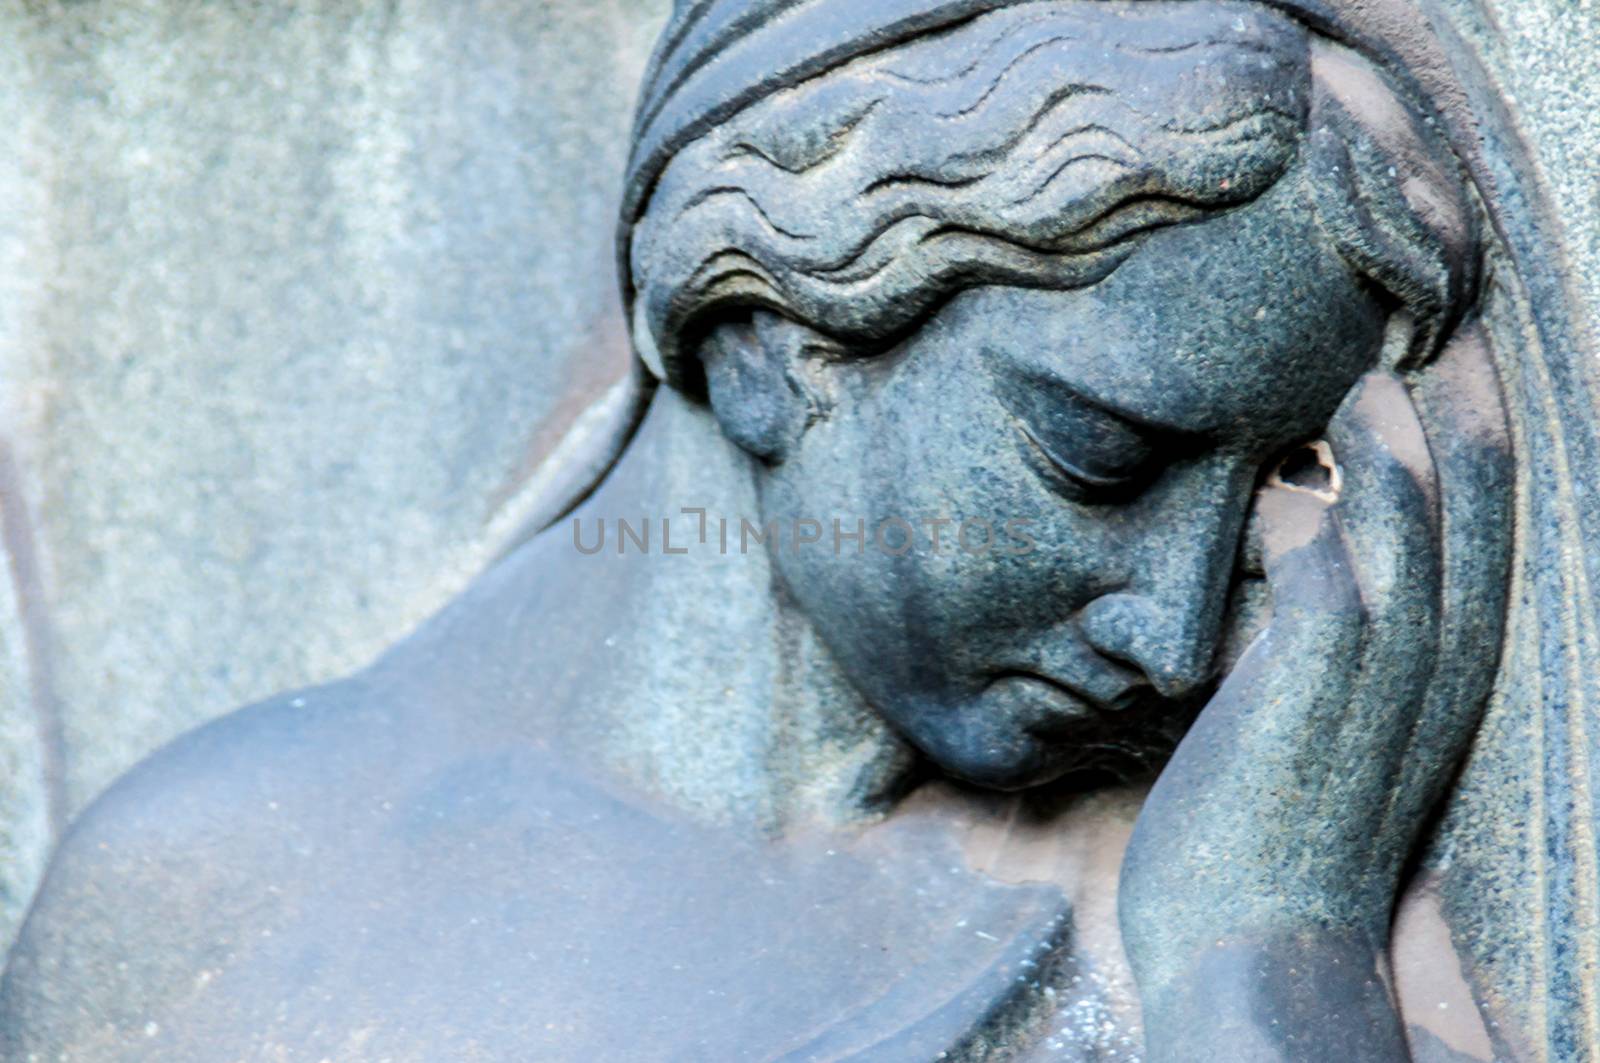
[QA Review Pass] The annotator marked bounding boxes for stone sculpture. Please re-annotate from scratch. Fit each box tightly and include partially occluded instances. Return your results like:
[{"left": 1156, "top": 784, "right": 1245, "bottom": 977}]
[{"left": 3, "top": 1, "right": 1597, "bottom": 1060}]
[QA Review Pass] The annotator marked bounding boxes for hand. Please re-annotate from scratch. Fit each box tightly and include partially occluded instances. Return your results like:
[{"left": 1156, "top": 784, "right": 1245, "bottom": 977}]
[{"left": 1119, "top": 370, "right": 1473, "bottom": 1062}]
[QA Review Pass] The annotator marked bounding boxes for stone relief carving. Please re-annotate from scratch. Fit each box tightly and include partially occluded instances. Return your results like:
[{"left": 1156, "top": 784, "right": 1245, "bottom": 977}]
[{"left": 1, "top": 1, "right": 1596, "bottom": 1060}]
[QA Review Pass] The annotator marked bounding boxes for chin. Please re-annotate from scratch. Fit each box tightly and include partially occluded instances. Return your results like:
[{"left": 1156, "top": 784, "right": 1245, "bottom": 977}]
[
  {"left": 917, "top": 715, "right": 1183, "bottom": 792},
  {"left": 921, "top": 732, "right": 1072, "bottom": 792},
  {"left": 939, "top": 741, "right": 1172, "bottom": 792},
  {"left": 882, "top": 687, "right": 1189, "bottom": 792}
]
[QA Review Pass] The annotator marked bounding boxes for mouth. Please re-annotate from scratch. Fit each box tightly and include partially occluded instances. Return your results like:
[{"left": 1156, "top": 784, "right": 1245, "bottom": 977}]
[
  {"left": 943, "top": 667, "right": 1183, "bottom": 787},
  {"left": 985, "top": 668, "right": 1142, "bottom": 734},
  {"left": 919, "top": 669, "right": 1175, "bottom": 789}
]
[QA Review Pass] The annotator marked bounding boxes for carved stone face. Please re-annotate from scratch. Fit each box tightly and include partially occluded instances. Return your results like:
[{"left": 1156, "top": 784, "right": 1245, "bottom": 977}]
[{"left": 747, "top": 163, "right": 1387, "bottom": 789}]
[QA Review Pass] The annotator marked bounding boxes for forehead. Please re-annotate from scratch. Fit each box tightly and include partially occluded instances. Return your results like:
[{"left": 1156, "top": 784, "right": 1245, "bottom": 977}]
[{"left": 935, "top": 166, "right": 1385, "bottom": 446}]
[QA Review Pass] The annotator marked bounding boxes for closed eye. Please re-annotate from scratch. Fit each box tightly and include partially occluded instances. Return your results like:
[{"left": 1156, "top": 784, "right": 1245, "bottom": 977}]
[
  {"left": 1015, "top": 419, "right": 1140, "bottom": 492},
  {"left": 996, "top": 375, "right": 1162, "bottom": 501}
]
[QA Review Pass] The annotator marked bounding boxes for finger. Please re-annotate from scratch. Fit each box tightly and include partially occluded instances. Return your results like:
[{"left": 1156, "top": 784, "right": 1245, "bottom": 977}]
[
  {"left": 1248, "top": 478, "right": 1366, "bottom": 667},
  {"left": 1325, "top": 370, "right": 1441, "bottom": 630},
  {"left": 1323, "top": 371, "right": 1443, "bottom": 891},
  {"left": 1380, "top": 327, "right": 1513, "bottom": 840},
  {"left": 1256, "top": 470, "right": 1335, "bottom": 568}
]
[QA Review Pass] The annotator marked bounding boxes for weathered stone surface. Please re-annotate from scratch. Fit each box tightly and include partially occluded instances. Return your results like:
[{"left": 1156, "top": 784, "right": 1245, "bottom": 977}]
[
  {"left": 0, "top": 0, "right": 668, "bottom": 951},
  {"left": 0, "top": 492, "right": 50, "bottom": 965},
  {"left": 1460, "top": 0, "right": 1600, "bottom": 337},
  {"left": 1, "top": 0, "right": 1599, "bottom": 1059}
]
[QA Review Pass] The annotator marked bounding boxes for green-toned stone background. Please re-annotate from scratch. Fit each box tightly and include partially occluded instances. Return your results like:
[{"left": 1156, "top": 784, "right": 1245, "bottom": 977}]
[{"left": 0, "top": 0, "right": 1591, "bottom": 958}]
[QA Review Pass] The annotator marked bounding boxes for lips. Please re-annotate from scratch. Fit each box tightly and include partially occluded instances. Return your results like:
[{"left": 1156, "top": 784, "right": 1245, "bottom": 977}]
[
  {"left": 985, "top": 671, "right": 1097, "bottom": 731},
  {"left": 986, "top": 667, "right": 1149, "bottom": 729},
  {"left": 992, "top": 665, "right": 1145, "bottom": 704},
  {"left": 946, "top": 665, "right": 1182, "bottom": 785}
]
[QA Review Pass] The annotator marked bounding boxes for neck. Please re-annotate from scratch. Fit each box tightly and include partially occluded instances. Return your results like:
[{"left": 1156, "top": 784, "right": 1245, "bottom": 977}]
[{"left": 416, "top": 387, "right": 915, "bottom": 832}]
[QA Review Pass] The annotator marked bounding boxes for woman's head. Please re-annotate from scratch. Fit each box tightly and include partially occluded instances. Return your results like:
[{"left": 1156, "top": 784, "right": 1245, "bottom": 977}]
[
  {"left": 626, "top": 2, "right": 1477, "bottom": 383},
  {"left": 621, "top": 0, "right": 1482, "bottom": 788}
]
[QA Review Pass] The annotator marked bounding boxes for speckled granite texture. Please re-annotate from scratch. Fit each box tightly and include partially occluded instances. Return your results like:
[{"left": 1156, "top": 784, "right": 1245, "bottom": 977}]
[
  {"left": 0, "top": 0, "right": 668, "bottom": 952},
  {"left": 0, "top": 0, "right": 1590, "bottom": 963}
]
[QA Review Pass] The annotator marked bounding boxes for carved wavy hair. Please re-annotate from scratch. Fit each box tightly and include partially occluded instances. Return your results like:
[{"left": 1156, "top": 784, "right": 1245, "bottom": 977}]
[{"left": 625, "top": 1, "right": 1479, "bottom": 390}]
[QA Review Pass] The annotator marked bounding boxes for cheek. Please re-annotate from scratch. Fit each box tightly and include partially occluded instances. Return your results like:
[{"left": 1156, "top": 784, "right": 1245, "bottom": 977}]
[
  {"left": 758, "top": 428, "right": 936, "bottom": 700},
  {"left": 759, "top": 383, "right": 1124, "bottom": 689}
]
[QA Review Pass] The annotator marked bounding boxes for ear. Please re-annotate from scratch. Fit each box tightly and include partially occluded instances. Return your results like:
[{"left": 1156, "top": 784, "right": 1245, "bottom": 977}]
[{"left": 700, "top": 309, "right": 816, "bottom": 462}]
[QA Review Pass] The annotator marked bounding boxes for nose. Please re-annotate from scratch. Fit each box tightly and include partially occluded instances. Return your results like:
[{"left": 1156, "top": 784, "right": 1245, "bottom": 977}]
[{"left": 1076, "top": 491, "right": 1245, "bottom": 700}]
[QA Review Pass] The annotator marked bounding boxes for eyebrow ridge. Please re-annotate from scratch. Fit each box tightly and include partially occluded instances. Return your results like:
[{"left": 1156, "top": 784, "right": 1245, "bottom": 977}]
[{"left": 1016, "top": 367, "right": 1205, "bottom": 443}]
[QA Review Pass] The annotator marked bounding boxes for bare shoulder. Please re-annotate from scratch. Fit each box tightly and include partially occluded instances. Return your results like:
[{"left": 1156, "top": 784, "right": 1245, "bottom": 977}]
[{"left": 0, "top": 676, "right": 414, "bottom": 1055}]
